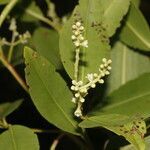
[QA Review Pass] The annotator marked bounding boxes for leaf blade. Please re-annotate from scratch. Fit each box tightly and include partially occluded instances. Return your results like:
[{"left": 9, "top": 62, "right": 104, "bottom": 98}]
[
  {"left": 0, "top": 125, "right": 39, "bottom": 150},
  {"left": 107, "top": 41, "right": 150, "bottom": 94},
  {"left": 24, "top": 47, "right": 80, "bottom": 136},
  {"left": 93, "top": 73, "right": 150, "bottom": 117},
  {"left": 79, "top": 114, "right": 146, "bottom": 150},
  {"left": 120, "top": 3, "right": 150, "bottom": 51}
]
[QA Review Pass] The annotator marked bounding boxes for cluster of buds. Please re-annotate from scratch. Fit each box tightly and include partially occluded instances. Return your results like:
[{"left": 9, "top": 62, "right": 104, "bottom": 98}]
[
  {"left": 19, "top": 31, "right": 31, "bottom": 44},
  {"left": 1, "top": 18, "right": 31, "bottom": 46},
  {"left": 71, "top": 21, "right": 88, "bottom": 48},
  {"left": 71, "top": 58, "right": 112, "bottom": 117},
  {"left": 70, "top": 18, "right": 112, "bottom": 118}
]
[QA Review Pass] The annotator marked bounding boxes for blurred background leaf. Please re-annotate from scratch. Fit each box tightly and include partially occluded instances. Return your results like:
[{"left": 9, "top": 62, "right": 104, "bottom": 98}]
[
  {"left": 0, "top": 100, "right": 23, "bottom": 119},
  {"left": 107, "top": 41, "right": 150, "bottom": 94},
  {"left": 0, "top": 125, "right": 39, "bottom": 150},
  {"left": 120, "top": 3, "right": 150, "bottom": 51}
]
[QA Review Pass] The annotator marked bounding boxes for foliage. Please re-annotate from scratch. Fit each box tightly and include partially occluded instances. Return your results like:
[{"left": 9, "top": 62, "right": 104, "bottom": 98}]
[{"left": 0, "top": 0, "right": 150, "bottom": 149}]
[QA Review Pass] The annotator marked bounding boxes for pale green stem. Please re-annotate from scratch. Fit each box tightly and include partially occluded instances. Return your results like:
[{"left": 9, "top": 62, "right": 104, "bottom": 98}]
[
  {"left": 74, "top": 48, "right": 80, "bottom": 81},
  {"left": 32, "top": 128, "right": 60, "bottom": 134},
  {"left": 50, "top": 134, "right": 64, "bottom": 150},
  {"left": 0, "top": 47, "right": 28, "bottom": 93},
  {"left": 0, "top": 0, "right": 18, "bottom": 27},
  {"left": 8, "top": 32, "right": 16, "bottom": 62},
  {"left": 79, "top": 74, "right": 102, "bottom": 91},
  {"left": 26, "top": 9, "right": 61, "bottom": 33},
  {"left": 3, "top": 39, "right": 22, "bottom": 46}
]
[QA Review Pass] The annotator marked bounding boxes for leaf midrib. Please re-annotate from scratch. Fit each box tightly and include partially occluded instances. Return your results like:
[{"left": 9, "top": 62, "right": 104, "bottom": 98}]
[
  {"left": 104, "top": 92, "right": 150, "bottom": 110},
  {"left": 29, "top": 62, "right": 77, "bottom": 129},
  {"left": 104, "top": 0, "right": 116, "bottom": 16},
  {"left": 9, "top": 126, "right": 17, "bottom": 150},
  {"left": 126, "top": 22, "right": 150, "bottom": 49}
]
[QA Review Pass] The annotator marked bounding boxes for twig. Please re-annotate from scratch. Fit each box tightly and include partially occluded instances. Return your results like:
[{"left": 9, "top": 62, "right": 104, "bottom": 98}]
[
  {"left": 0, "top": 48, "right": 28, "bottom": 93},
  {"left": 0, "top": 0, "right": 18, "bottom": 27},
  {"left": 50, "top": 134, "right": 65, "bottom": 150},
  {"left": 25, "top": 9, "right": 61, "bottom": 33},
  {"left": 32, "top": 128, "right": 60, "bottom": 134},
  {"left": 8, "top": 32, "right": 16, "bottom": 62}
]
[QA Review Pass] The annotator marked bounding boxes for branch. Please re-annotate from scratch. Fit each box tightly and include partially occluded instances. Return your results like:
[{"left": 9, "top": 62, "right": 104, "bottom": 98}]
[{"left": 0, "top": 0, "right": 18, "bottom": 27}]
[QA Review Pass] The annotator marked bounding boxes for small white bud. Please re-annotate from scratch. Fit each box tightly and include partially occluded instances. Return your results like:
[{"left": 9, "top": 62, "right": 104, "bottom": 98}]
[
  {"left": 78, "top": 81, "right": 83, "bottom": 86},
  {"left": 71, "top": 86, "right": 75, "bottom": 90},
  {"left": 99, "top": 70, "right": 105, "bottom": 77},
  {"left": 104, "top": 63, "right": 108, "bottom": 67},
  {"left": 105, "top": 71, "right": 110, "bottom": 75},
  {"left": 107, "top": 66, "right": 112, "bottom": 70},
  {"left": 91, "top": 83, "right": 96, "bottom": 88},
  {"left": 79, "top": 36, "right": 84, "bottom": 41},
  {"left": 75, "top": 93, "right": 80, "bottom": 98},
  {"left": 94, "top": 73, "right": 98, "bottom": 77},
  {"left": 108, "top": 59, "right": 112, "bottom": 64},
  {"left": 80, "top": 88, "right": 87, "bottom": 93},
  {"left": 74, "top": 31, "right": 80, "bottom": 36},
  {"left": 100, "top": 64, "right": 104, "bottom": 69},
  {"left": 79, "top": 26, "right": 84, "bottom": 31},
  {"left": 102, "top": 58, "right": 107, "bottom": 63},
  {"left": 99, "top": 79, "right": 104, "bottom": 84},
  {"left": 74, "top": 109, "right": 82, "bottom": 117},
  {"left": 71, "top": 97, "right": 76, "bottom": 103},
  {"left": 72, "top": 25, "right": 76, "bottom": 29},
  {"left": 80, "top": 98, "right": 85, "bottom": 103},
  {"left": 71, "top": 35, "right": 76, "bottom": 40},
  {"left": 72, "top": 80, "right": 76, "bottom": 85},
  {"left": 86, "top": 73, "right": 94, "bottom": 82},
  {"left": 74, "top": 41, "right": 80, "bottom": 47},
  {"left": 74, "top": 87, "right": 79, "bottom": 91},
  {"left": 81, "top": 40, "right": 88, "bottom": 48},
  {"left": 76, "top": 21, "right": 81, "bottom": 27}
]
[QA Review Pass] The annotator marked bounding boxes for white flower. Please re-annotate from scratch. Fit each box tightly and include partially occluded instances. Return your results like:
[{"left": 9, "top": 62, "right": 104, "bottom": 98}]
[
  {"left": 76, "top": 21, "right": 81, "bottom": 27},
  {"left": 71, "top": 35, "right": 76, "bottom": 40},
  {"left": 91, "top": 83, "right": 96, "bottom": 88},
  {"left": 99, "top": 79, "right": 104, "bottom": 84},
  {"left": 80, "top": 98, "right": 85, "bottom": 103},
  {"left": 74, "top": 108, "right": 82, "bottom": 117},
  {"left": 102, "top": 58, "right": 107, "bottom": 63},
  {"left": 81, "top": 40, "right": 88, "bottom": 48},
  {"left": 86, "top": 73, "right": 94, "bottom": 82},
  {"left": 71, "top": 97, "right": 76, "bottom": 103}
]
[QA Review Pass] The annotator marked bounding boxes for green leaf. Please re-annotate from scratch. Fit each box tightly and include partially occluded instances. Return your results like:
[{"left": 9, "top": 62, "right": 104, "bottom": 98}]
[
  {"left": 79, "top": 114, "right": 146, "bottom": 150},
  {"left": 24, "top": 47, "right": 81, "bottom": 136},
  {"left": 60, "top": 0, "right": 110, "bottom": 82},
  {"left": 120, "top": 135, "right": 150, "bottom": 150},
  {"left": 120, "top": 3, "right": 150, "bottom": 51},
  {"left": 0, "top": 0, "right": 9, "bottom": 5},
  {"left": 0, "top": 100, "right": 23, "bottom": 119},
  {"left": 93, "top": 73, "right": 150, "bottom": 117},
  {"left": 107, "top": 41, "right": 150, "bottom": 94},
  {"left": 100, "top": 0, "right": 130, "bottom": 37},
  {"left": 131, "top": 0, "right": 141, "bottom": 7},
  {"left": 23, "top": 2, "right": 43, "bottom": 22},
  {"left": 32, "top": 27, "right": 62, "bottom": 69},
  {"left": 0, "top": 125, "right": 39, "bottom": 150}
]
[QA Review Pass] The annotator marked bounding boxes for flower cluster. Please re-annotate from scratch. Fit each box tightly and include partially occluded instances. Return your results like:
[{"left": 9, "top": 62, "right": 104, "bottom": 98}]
[
  {"left": 71, "top": 58, "right": 112, "bottom": 117},
  {"left": 71, "top": 21, "right": 88, "bottom": 48},
  {"left": 70, "top": 19, "right": 112, "bottom": 118},
  {"left": 1, "top": 18, "right": 31, "bottom": 46}
]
